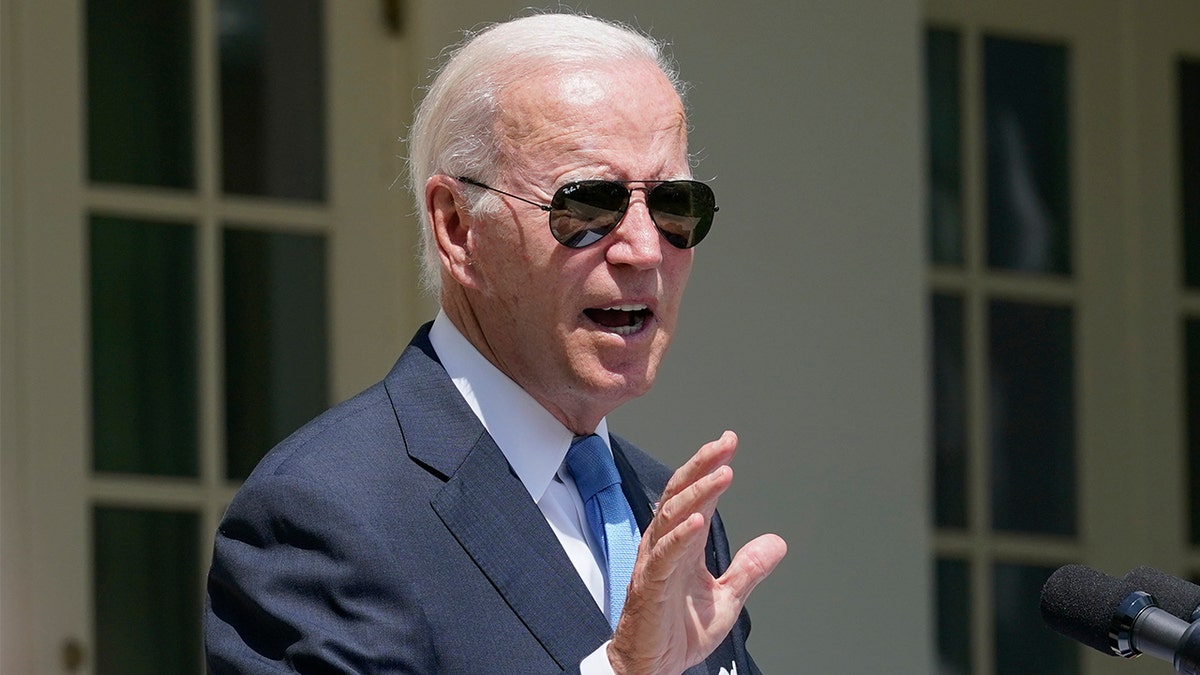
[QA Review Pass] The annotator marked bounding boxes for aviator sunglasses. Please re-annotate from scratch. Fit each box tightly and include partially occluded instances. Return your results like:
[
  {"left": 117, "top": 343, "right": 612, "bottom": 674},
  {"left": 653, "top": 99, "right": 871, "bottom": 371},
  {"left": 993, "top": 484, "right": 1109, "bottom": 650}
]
[{"left": 456, "top": 176, "right": 718, "bottom": 249}]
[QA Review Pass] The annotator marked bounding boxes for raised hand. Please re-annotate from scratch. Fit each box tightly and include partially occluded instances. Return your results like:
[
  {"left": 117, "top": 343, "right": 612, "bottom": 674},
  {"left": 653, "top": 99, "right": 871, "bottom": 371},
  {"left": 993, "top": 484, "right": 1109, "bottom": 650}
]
[{"left": 607, "top": 431, "right": 787, "bottom": 675}]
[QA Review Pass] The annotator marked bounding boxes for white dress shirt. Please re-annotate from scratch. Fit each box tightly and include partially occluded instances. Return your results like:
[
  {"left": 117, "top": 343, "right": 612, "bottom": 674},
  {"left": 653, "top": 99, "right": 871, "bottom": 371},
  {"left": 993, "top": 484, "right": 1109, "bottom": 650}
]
[{"left": 429, "top": 311, "right": 618, "bottom": 673}]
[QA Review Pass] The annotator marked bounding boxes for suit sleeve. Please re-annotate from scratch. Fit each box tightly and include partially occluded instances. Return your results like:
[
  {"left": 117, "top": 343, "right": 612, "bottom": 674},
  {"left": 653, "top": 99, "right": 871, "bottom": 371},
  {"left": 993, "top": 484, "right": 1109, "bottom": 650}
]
[{"left": 204, "top": 473, "right": 437, "bottom": 674}]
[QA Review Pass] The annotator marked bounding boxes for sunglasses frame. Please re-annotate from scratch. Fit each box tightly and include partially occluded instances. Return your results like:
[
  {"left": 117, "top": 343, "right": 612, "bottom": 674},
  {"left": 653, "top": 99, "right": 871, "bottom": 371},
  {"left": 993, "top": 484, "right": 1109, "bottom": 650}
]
[{"left": 455, "top": 176, "right": 717, "bottom": 249}]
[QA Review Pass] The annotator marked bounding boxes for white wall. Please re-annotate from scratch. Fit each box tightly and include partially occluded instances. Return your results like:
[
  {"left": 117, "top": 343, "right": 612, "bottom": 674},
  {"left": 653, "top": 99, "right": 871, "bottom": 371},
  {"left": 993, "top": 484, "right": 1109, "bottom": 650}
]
[
  {"left": 0, "top": 0, "right": 32, "bottom": 671},
  {"left": 410, "top": 1, "right": 931, "bottom": 672}
]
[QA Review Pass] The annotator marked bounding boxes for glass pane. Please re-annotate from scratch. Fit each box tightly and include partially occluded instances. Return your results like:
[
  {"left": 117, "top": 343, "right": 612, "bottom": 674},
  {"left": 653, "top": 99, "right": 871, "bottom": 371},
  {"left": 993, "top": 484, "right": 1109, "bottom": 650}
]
[
  {"left": 94, "top": 506, "right": 201, "bottom": 675},
  {"left": 1187, "top": 319, "right": 1200, "bottom": 544},
  {"left": 1182, "top": 59, "right": 1200, "bottom": 288},
  {"left": 91, "top": 216, "right": 198, "bottom": 476},
  {"left": 933, "top": 293, "right": 967, "bottom": 528},
  {"left": 87, "top": 0, "right": 194, "bottom": 188},
  {"left": 936, "top": 558, "right": 971, "bottom": 675},
  {"left": 927, "top": 28, "right": 964, "bottom": 266},
  {"left": 988, "top": 300, "right": 1075, "bottom": 535},
  {"left": 984, "top": 36, "right": 1070, "bottom": 275},
  {"left": 219, "top": 0, "right": 326, "bottom": 200},
  {"left": 224, "top": 228, "right": 328, "bottom": 480},
  {"left": 993, "top": 563, "right": 1078, "bottom": 674}
]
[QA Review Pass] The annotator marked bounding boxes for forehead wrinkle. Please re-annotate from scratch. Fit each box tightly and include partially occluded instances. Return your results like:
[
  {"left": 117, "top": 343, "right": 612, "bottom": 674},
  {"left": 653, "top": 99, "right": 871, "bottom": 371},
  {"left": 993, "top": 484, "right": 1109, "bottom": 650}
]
[
  {"left": 493, "top": 63, "right": 688, "bottom": 183},
  {"left": 496, "top": 108, "right": 690, "bottom": 188}
]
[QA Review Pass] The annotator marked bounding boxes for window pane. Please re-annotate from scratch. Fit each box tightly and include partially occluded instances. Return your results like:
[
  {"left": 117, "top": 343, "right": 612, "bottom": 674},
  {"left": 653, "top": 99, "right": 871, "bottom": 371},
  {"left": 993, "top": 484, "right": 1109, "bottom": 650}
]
[
  {"left": 87, "top": 0, "right": 194, "bottom": 188},
  {"left": 1181, "top": 59, "right": 1200, "bottom": 288},
  {"left": 1186, "top": 319, "right": 1200, "bottom": 544},
  {"left": 219, "top": 0, "right": 326, "bottom": 200},
  {"left": 224, "top": 228, "right": 328, "bottom": 480},
  {"left": 927, "top": 28, "right": 964, "bottom": 266},
  {"left": 91, "top": 216, "right": 198, "bottom": 476},
  {"left": 994, "top": 563, "right": 1078, "bottom": 674},
  {"left": 93, "top": 506, "right": 200, "bottom": 675},
  {"left": 984, "top": 36, "right": 1070, "bottom": 275},
  {"left": 936, "top": 558, "right": 971, "bottom": 675},
  {"left": 989, "top": 300, "right": 1075, "bottom": 535},
  {"left": 933, "top": 293, "right": 967, "bottom": 528}
]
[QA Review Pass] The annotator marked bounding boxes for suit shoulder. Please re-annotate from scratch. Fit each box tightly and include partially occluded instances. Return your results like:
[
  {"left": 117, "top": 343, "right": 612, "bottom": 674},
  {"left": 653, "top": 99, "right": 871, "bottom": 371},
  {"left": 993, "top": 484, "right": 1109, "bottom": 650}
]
[{"left": 244, "top": 380, "right": 399, "bottom": 482}]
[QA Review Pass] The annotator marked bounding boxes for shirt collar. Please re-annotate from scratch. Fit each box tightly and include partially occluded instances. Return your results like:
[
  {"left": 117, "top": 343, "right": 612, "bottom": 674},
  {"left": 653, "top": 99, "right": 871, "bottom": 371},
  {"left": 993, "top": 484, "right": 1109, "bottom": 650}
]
[{"left": 429, "top": 310, "right": 610, "bottom": 502}]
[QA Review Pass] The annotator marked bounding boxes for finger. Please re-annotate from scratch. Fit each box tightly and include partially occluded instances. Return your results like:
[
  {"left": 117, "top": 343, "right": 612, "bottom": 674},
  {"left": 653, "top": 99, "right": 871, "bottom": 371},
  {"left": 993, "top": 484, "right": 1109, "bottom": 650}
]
[
  {"left": 637, "top": 512, "right": 710, "bottom": 585},
  {"left": 623, "top": 512, "right": 708, "bottom": 616},
  {"left": 644, "top": 462, "right": 733, "bottom": 552},
  {"left": 655, "top": 463, "right": 732, "bottom": 532},
  {"left": 717, "top": 533, "right": 788, "bottom": 602},
  {"left": 660, "top": 431, "right": 738, "bottom": 504}
]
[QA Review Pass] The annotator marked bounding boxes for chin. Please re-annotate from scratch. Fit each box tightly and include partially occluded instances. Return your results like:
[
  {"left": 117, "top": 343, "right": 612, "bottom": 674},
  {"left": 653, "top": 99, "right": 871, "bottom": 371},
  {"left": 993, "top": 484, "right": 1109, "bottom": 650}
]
[
  {"left": 587, "top": 361, "right": 659, "bottom": 402},
  {"left": 571, "top": 332, "right": 671, "bottom": 401}
]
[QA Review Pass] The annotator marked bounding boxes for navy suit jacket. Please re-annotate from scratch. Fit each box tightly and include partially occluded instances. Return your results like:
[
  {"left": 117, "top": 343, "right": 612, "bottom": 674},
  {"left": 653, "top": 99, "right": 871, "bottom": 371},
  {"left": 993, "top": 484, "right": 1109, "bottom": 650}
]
[{"left": 205, "top": 324, "right": 760, "bottom": 674}]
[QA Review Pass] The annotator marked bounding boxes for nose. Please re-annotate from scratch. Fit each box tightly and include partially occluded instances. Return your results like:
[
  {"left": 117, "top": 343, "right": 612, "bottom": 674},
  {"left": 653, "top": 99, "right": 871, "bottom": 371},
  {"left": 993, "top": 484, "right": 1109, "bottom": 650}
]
[{"left": 604, "top": 190, "right": 663, "bottom": 269}]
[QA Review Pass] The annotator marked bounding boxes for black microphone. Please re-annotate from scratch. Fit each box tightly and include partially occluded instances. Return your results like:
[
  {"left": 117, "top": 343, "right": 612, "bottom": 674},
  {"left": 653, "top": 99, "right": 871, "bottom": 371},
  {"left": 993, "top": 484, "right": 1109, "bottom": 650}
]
[
  {"left": 1040, "top": 563, "right": 1200, "bottom": 673},
  {"left": 1126, "top": 566, "right": 1200, "bottom": 623}
]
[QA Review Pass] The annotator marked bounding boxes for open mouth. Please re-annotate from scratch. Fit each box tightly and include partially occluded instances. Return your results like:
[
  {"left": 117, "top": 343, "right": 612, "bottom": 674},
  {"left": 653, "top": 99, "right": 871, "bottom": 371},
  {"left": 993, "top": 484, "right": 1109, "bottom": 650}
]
[{"left": 583, "top": 304, "right": 652, "bottom": 336}]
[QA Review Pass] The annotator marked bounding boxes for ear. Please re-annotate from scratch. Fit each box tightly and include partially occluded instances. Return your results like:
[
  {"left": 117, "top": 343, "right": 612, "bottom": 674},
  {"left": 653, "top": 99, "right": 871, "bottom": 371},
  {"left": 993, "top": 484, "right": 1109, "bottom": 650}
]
[{"left": 426, "top": 175, "right": 482, "bottom": 289}]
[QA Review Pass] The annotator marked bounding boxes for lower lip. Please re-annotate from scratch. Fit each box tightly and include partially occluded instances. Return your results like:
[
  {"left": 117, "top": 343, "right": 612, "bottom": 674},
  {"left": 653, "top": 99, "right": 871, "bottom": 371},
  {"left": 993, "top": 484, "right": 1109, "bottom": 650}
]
[{"left": 584, "top": 312, "right": 652, "bottom": 337}]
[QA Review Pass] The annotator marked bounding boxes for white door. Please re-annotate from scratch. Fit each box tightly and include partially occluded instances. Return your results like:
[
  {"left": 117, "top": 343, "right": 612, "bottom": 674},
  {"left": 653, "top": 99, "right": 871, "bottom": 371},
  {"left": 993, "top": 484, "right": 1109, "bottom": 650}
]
[
  {"left": 924, "top": 1, "right": 1200, "bottom": 673},
  {"left": 2, "top": 1, "right": 425, "bottom": 672}
]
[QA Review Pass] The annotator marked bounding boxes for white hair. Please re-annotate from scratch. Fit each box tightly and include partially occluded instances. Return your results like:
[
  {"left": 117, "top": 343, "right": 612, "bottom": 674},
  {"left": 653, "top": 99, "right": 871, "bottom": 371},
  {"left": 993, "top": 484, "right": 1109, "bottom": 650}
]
[{"left": 407, "top": 12, "right": 685, "bottom": 293}]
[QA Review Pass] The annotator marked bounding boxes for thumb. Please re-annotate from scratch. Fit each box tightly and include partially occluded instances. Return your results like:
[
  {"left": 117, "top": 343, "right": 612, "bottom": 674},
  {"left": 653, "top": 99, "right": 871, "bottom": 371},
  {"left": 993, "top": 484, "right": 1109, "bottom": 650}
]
[{"left": 719, "top": 534, "right": 787, "bottom": 602}]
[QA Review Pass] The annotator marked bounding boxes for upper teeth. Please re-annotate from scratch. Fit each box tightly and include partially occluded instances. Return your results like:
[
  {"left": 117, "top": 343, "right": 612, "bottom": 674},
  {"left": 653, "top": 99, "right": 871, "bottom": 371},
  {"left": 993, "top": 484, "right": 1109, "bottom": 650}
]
[{"left": 601, "top": 304, "right": 647, "bottom": 312}]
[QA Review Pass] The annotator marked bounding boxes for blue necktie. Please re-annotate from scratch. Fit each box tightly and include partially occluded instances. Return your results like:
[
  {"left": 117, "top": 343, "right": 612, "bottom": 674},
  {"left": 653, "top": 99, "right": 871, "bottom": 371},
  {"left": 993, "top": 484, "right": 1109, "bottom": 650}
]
[{"left": 565, "top": 434, "right": 641, "bottom": 631}]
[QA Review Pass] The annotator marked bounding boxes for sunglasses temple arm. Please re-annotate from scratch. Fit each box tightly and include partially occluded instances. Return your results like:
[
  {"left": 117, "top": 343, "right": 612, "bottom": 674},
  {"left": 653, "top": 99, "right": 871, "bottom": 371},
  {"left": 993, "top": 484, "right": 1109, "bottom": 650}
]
[{"left": 456, "top": 177, "right": 551, "bottom": 212}]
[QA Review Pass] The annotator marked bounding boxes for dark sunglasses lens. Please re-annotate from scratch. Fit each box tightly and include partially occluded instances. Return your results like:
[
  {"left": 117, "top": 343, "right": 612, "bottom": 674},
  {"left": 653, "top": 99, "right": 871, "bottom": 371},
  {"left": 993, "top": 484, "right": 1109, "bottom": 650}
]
[
  {"left": 549, "top": 181, "right": 629, "bottom": 248},
  {"left": 648, "top": 181, "right": 716, "bottom": 249}
]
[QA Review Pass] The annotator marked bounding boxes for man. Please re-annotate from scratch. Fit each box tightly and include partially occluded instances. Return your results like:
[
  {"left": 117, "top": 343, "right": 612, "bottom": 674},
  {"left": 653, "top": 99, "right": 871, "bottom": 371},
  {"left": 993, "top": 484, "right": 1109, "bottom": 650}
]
[{"left": 205, "top": 13, "right": 786, "bottom": 674}]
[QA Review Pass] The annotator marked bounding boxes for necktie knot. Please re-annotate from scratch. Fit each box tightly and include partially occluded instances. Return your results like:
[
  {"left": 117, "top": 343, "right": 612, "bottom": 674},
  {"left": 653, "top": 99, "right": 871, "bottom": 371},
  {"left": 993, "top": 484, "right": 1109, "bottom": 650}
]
[{"left": 565, "top": 434, "right": 622, "bottom": 502}]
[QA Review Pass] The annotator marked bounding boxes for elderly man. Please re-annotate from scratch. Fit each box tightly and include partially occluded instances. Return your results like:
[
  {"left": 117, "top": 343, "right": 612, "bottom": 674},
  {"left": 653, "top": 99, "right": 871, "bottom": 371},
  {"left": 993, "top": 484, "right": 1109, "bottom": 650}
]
[{"left": 205, "top": 13, "right": 785, "bottom": 674}]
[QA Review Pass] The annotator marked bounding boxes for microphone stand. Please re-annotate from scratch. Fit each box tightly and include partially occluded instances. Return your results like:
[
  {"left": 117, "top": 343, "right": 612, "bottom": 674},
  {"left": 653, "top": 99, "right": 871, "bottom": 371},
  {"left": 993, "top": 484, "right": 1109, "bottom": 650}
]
[{"left": 1113, "top": 591, "right": 1200, "bottom": 674}]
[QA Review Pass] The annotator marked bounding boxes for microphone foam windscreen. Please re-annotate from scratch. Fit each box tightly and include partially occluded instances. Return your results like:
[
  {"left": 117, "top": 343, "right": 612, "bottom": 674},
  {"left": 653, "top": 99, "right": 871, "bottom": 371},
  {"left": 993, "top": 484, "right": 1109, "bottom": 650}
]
[
  {"left": 1040, "top": 563, "right": 1133, "bottom": 655},
  {"left": 1125, "top": 566, "right": 1200, "bottom": 622}
]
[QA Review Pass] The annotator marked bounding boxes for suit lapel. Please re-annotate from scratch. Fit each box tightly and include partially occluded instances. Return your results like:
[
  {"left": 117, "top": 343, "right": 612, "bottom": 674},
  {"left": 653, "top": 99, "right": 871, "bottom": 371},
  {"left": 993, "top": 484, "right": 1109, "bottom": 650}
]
[
  {"left": 385, "top": 326, "right": 611, "bottom": 668},
  {"left": 431, "top": 435, "right": 611, "bottom": 667},
  {"left": 611, "top": 438, "right": 660, "bottom": 534}
]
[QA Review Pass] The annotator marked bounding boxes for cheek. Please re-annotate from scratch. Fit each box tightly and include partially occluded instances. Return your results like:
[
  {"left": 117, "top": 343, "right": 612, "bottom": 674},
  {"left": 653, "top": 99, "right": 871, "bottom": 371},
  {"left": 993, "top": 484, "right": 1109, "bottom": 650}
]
[
  {"left": 664, "top": 252, "right": 694, "bottom": 302},
  {"left": 492, "top": 253, "right": 571, "bottom": 332},
  {"left": 473, "top": 224, "right": 538, "bottom": 294}
]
